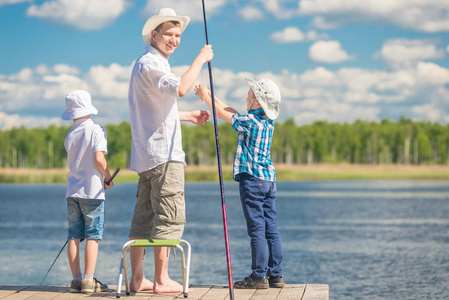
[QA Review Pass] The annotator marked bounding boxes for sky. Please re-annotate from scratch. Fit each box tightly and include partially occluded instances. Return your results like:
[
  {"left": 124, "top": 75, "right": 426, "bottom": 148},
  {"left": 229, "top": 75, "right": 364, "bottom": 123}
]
[{"left": 0, "top": 0, "right": 449, "bottom": 130}]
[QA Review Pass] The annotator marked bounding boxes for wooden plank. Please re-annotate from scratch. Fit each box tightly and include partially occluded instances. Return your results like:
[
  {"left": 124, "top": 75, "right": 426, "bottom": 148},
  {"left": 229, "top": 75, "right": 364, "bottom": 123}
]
[
  {"left": 228, "top": 288, "right": 255, "bottom": 300},
  {"left": 30, "top": 286, "right": 73, "bottom": 300},
  {"left": 0, "top": 286, "right": 50, "bottom": 300},
  {"left": 118, "top": 290, "right": 158, "bottom": 299},
  {"left": 276, "top": 285, "right": 306, "bottom": 300},
  {"left": 175, "top": 285, "right": 212, "bottom": 300},
  {"left": 200, "top": 285, "right": 229, "bottom": 300},
  {"left": 0, "top": 287, "right": 26, "bottom": 298},
  {"left": 302, "top": 285, "right": 329, "bottom": 300},
  {"left": 0, "top": 285, "right": 329, "bottom": 300},
  {"left": 251, "top": 288, "right": 281, "bottom": 300}
]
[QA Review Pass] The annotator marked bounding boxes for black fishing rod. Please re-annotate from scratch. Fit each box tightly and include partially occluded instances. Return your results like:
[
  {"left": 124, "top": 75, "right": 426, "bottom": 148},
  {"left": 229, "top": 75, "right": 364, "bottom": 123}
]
[
  {"left": 106, "top": 167, "right": 120, "bottom": 185},
  {"left": 40, "top": 167, "right": 120, "bottom": 286},
  {"left": 200, "top": 1, "right": 234, "bottom": 299}
]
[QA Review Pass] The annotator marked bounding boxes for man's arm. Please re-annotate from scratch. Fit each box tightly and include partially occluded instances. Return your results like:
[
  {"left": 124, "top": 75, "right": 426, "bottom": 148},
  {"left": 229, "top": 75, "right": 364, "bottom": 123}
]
[
  {"left": 178, "top": 45, "right": 213, "bottom": 97},
  {"left": 179, "top": 110, "right": 211, "bottom": 124}
]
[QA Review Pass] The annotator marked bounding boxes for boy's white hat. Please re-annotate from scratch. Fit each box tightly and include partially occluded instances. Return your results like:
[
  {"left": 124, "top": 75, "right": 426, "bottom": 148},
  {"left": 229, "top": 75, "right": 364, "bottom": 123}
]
[
  {"left": 142, "top": 8, "right": 190, "bottom": 45},
  {"left": 62, "top": 90, "right": 98, "bottom": 121},
  {"left": 245, "top": 78, "right": 281, "bottom": 120}
]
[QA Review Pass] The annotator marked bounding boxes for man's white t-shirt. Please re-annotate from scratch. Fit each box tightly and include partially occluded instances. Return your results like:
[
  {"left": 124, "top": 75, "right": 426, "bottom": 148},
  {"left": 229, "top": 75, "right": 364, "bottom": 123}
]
[
  {"left": 65, "top": 118, "right": 108, "bottom": 199},
  {"left": 128, "top": 45, "right": 186, "bottom": 173}
]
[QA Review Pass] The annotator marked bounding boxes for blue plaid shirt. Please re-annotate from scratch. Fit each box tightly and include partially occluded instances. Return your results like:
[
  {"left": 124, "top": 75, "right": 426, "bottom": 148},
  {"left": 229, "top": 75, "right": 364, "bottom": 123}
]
[{"left": 232, "top": 108, "right": 276, "bottom": 182}]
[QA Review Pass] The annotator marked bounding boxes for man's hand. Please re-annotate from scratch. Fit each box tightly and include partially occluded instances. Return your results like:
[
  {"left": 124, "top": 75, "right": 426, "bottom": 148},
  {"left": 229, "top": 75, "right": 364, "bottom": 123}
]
[
  {"left": 197, "top": 45, "right": 213, "bottom": 64},
  {"left": 188, "top": 110, "right": 211, "bottom": 124}
]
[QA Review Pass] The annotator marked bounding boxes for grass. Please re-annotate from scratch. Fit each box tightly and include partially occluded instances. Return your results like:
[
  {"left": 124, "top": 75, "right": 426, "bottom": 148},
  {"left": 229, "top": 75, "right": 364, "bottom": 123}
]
[{"left": 1, "top": 163, "right": 449, "bottom": 184}]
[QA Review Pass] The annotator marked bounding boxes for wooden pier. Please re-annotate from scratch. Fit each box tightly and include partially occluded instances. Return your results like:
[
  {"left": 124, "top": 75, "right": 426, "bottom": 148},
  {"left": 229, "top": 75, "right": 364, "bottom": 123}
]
[{"left": 0, "top": 284, "right": 328, "bottom": 299}]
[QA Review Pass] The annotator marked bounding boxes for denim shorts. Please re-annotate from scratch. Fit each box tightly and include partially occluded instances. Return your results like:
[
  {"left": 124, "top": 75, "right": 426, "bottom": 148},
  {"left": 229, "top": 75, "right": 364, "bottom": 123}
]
[{"left": 67, "top": 197, "right": 105, "bottom": 240}]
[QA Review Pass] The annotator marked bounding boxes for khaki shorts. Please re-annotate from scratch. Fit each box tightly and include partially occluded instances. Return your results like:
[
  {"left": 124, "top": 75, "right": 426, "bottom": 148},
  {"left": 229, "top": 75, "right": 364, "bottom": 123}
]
[{"left": 129, "top": 161, "right": 185, "bottom": 240}]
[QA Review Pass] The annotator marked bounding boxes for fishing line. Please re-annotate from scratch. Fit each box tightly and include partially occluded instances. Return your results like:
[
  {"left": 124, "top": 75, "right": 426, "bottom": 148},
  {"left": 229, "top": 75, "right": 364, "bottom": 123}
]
[
  {"left": 40, "top": 240, "right": 68, "bottom": 286},
  {"left": 200, "top": 1, "right": 234, "bottom": 299}
]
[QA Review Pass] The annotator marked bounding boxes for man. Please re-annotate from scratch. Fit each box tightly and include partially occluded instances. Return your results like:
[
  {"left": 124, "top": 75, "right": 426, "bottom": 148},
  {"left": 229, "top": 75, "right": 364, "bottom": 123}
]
[{"left": 128, "top": 8, "right": 213, "bottom": 294}]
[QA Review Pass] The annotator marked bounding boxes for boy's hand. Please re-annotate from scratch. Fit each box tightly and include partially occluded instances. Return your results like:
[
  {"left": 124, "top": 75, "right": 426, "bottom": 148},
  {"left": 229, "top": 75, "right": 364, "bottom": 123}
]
[
  {"left": 189, "top": 110, "right": 210, "bottom": 125},
  {"left": 194, "top": 84, "right": 211, "bottom": 101},
  {"left": 104, "top": 180, "right": 114, "bottom": 189}
]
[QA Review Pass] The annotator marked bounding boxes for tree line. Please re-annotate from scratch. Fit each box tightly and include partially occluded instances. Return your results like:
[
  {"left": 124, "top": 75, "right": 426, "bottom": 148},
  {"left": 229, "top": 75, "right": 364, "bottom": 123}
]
[{"left": 0, "top": 117, "right": 448, "bottom": 169}]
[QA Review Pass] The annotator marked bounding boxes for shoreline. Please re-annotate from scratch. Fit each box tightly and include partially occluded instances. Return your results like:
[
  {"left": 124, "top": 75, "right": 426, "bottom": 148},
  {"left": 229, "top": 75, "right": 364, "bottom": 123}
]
[{"left": 1, "top": 163, "right": 449, "bottom": 184}]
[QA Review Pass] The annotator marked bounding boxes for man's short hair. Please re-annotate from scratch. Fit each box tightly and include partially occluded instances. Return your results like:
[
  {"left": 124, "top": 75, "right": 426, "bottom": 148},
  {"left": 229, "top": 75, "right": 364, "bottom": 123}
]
[{"left": 154, "top": 20, "right": 181, "bottom": 32}]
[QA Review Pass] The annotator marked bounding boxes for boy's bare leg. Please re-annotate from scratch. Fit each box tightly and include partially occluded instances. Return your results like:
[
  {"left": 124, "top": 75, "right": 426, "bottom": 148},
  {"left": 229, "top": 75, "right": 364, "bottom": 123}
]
[
  {"left": 84, "top": 239, "right": 98, "bottom": 276},
  {"left": 152, "top": 246, "right": 194, "bottom": 294},
  {"left": 67, "top": 239, "right": 81, "bottom": 275},
  {"left": 129, "top": 237, "right": 154, "bottom": 292}
]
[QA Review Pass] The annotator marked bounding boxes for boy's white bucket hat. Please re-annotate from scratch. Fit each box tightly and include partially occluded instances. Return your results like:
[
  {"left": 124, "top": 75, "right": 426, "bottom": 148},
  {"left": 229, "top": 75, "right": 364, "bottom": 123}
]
[
  {"left": 142, "top": 8, "right": 190, "bottom": 45},
  {"left": 245, "top": 78, "right": 281, "bottom": 120},
  {"left": 62, "top": 90, "right": 98, "bottom": 121}
]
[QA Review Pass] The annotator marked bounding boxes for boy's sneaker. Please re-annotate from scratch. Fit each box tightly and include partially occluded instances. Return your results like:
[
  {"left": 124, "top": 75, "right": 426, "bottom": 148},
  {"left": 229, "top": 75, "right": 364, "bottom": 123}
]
[
  {"left": 234, "top": 273, "right": 269, "bottom": 289},
  {"left": 81, "top": 278, "right": 108, "bottom": 293},
  {"left": 69, "top": 280, "right": 81, "bottom": 293},
  {"left": 268, "top": 275, "right": 284, "bottom": 288}
]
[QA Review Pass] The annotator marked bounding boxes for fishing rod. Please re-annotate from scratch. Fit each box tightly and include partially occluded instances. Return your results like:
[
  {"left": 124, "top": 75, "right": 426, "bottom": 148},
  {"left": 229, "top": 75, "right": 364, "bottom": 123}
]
[
  {"left": 105, "top": 167, "right": 120, "bottom": 185},
  {"left": 40, "top": 239, "right": 68, "bottom": 286},
  {"left": 40, "top": 167, "right": 120, "bottom": 286},
  {"left": 200, "top": 1, "right": 234, "bottom": 299}
]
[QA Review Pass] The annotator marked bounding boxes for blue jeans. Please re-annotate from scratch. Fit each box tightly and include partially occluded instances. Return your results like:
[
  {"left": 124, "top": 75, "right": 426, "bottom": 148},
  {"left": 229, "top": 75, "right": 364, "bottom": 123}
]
[{"left": 239, "top": 173, "right": 283, "bottom": 277}]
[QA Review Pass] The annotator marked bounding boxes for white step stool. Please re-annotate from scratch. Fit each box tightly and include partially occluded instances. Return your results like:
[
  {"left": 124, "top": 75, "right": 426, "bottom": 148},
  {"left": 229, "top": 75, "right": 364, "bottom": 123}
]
[{"left": 116, "top": 239, "right": 191, "bottom": 298}]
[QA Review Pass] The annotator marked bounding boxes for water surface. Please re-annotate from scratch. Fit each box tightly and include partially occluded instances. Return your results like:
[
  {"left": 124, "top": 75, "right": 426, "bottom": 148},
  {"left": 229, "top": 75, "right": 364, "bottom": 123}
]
[{"left": 1, "top": 180, "right": 448, "bottom": 299}]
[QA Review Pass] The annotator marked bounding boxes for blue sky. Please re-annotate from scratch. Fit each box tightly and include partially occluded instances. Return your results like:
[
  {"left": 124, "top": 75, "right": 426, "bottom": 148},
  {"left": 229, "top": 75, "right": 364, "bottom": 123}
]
[{"left": 0, "top": 0, "right": 448, "bottom": 129}]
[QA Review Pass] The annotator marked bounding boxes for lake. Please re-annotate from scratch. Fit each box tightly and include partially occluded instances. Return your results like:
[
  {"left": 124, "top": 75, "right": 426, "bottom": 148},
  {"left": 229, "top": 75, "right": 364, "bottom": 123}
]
[{"left": 1, "top": 180, "right": 448, "bottom": 299}]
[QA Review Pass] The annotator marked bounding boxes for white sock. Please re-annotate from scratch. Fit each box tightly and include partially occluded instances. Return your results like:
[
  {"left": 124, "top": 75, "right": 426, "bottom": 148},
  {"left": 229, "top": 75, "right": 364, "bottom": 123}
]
[
  {"left": 73, "top": 273, "right": 82, "bottom": 281},
  {"left": 83, "top": 274, "right": 94, "bottom": 282}
]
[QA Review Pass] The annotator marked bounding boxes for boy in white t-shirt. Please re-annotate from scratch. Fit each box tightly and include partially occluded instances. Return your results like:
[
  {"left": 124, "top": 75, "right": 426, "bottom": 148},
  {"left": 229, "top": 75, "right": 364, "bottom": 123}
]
[{"left": 62, "top": 90, "right": 114, "bottom": 293}]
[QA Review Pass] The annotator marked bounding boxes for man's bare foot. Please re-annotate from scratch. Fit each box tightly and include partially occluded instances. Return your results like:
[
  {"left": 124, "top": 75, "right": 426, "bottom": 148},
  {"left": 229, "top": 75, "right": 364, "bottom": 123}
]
[
  {"left": 130, "top": 277, "right": 153, "bottom": 292},
  {"left": 153, "top": 279, "right": 194, "bottom": 294}
]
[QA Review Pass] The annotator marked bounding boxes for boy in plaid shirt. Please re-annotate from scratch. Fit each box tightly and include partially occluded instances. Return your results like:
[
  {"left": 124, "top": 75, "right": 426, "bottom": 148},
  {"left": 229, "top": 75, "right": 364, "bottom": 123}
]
[{"left": 195, "top": 78, "right": 284, "bottom": 289}]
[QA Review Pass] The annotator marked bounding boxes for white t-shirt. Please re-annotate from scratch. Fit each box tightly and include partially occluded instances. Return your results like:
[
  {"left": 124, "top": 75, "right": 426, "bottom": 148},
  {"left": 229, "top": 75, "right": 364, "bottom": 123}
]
[
  {"left": 128, "top": 45, "right": 186, "bottom": 173},
  {"left": 64, "top": 118, "right": 108, "bottom": 199}
]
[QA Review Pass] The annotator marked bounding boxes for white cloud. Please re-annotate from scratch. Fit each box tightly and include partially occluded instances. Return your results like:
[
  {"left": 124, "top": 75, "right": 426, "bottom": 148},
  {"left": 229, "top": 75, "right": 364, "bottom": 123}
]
[
  {"left": 86, "top": 63, "right": 132, "bottom": 99},
  {"left": 181, "top": 62, "right": 449, "bottom": 125},
  {"left": 2, "top": 60, "right": 449, "bottom": 129},
  {"left": 230, "top": 0, "right": 449, "bottom": 34},
  {"left": 0, "top": 62, "right": 133, "bottom": 129},
  {"left": 293, "top": 103, "right": 381, "bottom": 125},
  {"left": 270, "top": 27, "right": 328, "bottom": 44},
  {"left": 53, "top": 64, "right": 81, "bottom": 75},
  {"left": 375, "top": 39, "right": 446, "bottom": 68},
  {"left": 239, "top": 6, "right": 264, "bottom": 21},
  {"left": 0, "top": 0, "right": 30, "bottom": 7},
  {"left": 234, "top": 0, "right": 298, "bottom": 21},
  {"left": 259, "top": 0, "right": 296, "bottom": 20},
  {"left": 298, "top": 0, "right": 449, "bottom": 33},
  {"left": 415, "top": 61, "right": 449, "bottom": 86},
  {"left": 447, "top": 45, "right": 449, "bottom": 52},
  {"left": 0, "top": 112, "right": 60, "bottom": 130},
  {"left": 26, "top": 0, "right": 129, "bottom": 30},
  {"left": 411, "top": 103, "right": 442, "bottom": 123},
  {"left": 0, "top": 64, "right": 86, "bottom": 113},
  {"left": 142, "top": 0, "right": 228, "bottom": 23},
  {"left": 309, "top": 40, "right": 355, "bottom": 63}
]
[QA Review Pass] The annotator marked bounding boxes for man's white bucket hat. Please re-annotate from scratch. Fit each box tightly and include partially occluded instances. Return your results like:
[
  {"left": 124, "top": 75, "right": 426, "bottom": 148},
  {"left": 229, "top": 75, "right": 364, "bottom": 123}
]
[
  {"left": 142, "top": 8, "right": 190, "bottom": 45},
  {"left": 62, "top": 90, "right": 98, "bottom": 121},
  {"left": 245, "top": 78, "right": 281, "bottom": 120}
]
